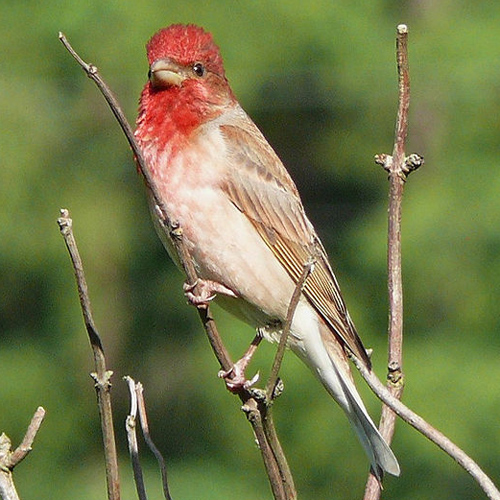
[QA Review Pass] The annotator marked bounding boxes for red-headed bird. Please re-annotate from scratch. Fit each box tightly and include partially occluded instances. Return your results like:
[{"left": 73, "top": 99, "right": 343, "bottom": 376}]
[{"left": 135, "top": 24, "right": 400, "bottom": 480}]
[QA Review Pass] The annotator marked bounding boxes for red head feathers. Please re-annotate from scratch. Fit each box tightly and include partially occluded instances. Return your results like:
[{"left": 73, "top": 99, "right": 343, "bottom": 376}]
[{"left": 146, "top": 24, "right": 226, "bottom": 78}]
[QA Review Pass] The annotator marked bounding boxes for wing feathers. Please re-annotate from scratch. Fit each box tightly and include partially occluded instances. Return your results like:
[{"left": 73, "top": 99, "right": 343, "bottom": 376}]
[{"left": 220, "top": 121, "right": 371, "bottom": 367}]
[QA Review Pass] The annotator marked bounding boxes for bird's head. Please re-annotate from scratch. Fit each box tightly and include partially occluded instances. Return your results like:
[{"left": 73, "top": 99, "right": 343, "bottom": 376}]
[
  {"left": 136, "top": 24, "right": 234, "bottom": 147},
  {"left": 146, "top": 24, "right": 226, "bottom": 90}
]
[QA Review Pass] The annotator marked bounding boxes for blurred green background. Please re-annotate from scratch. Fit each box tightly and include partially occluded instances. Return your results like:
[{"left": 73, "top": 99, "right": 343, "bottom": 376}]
[{"left": 1, "top": 1, "right": 500, "bottom": 499}]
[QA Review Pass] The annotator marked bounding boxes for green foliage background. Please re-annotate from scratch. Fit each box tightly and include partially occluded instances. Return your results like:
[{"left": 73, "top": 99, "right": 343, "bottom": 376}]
[{"left": 1, "top": 1, "right": 499, "bottom": 499}]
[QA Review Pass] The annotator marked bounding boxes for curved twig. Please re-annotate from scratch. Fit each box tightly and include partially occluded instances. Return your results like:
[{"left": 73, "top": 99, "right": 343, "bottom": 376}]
[
  {"left": 353, "top": 357, "right": 500, "bottom": 500},
  {"left": 135, "top": 383, "right": 173, "bottom": 500},
  {"left": 124, "top": 377, "right": 148, "bottom": 500}
]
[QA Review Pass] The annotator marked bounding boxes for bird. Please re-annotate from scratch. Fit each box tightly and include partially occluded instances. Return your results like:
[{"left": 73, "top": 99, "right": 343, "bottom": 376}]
[{"left": 134, "top": 24, "right": 400, "bottom": 480}]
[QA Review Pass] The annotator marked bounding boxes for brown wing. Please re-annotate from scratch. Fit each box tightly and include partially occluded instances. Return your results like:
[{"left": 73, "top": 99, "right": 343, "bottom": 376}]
[{"left": 220, "top": 121, "right": 371, "bottom": 367}]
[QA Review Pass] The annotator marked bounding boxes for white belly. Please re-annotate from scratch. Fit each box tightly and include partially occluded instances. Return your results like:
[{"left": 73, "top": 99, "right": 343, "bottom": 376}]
[{"left": 145, "top": 128, "right": 296, "bottom": 328}]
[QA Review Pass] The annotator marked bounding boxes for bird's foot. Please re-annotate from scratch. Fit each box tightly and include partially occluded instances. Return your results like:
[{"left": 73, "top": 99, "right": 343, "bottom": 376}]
[
  {"left": 218, "top": 333, "right": 263, "bottom": 393},
  {"left": 218, "top": 361, "right": 260, "bottom": 393},
  {"left": 183, "top": 279, "right": 237, "bottom": 309}
]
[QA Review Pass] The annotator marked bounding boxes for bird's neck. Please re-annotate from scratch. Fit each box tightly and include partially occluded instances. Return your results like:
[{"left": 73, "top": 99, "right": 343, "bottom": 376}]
[
  {"left": 135, "top": 84, "right": 234, "bottom": 185},
  {"left": 136, "top": 83, "right": 233, "bottom": 154}
]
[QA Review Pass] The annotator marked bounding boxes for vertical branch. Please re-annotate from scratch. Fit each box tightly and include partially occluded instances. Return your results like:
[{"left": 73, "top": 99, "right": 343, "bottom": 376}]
[
  {"left": 57, "top": 210, "right": 121, "bottom": 500},
  {"left": 387, "top": 24, "right": 410, "bottom": 384},
  {"left": 340, "top": 24, "right": 497, "bottom": 500},
  {"left": 363, "top": 24, "right": 416, "bottom": 499},
  {"left": 379, "top": 23, "right": 409, "bottom": 438},
  {"left": 260, "top": 411, "right": 296, "bottom": 500},
  {"left": 242, "top": 399, "right": 287, "bottom": 500}
]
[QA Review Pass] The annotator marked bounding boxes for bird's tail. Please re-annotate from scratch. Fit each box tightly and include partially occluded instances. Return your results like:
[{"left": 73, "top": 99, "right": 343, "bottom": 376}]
[
  {"left": 335, "top": 364, "right": 400, "bottom": 480},
  {"left": 291, "top": 311, "right": 400, "bottom": 480}
]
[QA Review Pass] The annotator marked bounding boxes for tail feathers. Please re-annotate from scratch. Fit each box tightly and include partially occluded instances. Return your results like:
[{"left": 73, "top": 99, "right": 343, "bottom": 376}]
[
  {"left": 289, "top": 304, "right": 399, "bottom": 479},
  {"left": 337, "top": 368, "right": 401, "bottom": 480}
]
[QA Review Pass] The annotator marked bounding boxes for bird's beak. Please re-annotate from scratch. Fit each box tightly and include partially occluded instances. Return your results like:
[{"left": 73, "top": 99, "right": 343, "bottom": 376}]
[{"left": 149, "top": 59, "right": 185, "bottom": 89}]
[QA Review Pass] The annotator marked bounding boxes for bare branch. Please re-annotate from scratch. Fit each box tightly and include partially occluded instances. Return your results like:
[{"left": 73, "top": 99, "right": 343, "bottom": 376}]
[
  {"left": 364, "top": 23, "right": 415, "bottom": 499},
  {"left": 0, "top": 407, "right": 46, "bottom": 500},
  {"left": 241, "top": 398, "right": 287, "bottom": 499},
  {"left": 353, "top": 357, "right": 500, "bottom": 500},
  {"left": 57, "top": 209, "right": 121, "bottom": 500},
  {"left": 386, "top": 22, "right": 409, "bottom": 374},
  {"left": 266, "top": 259, "right": 315, "bottom": 399},
  {"left": 125, "top": 377, "right": 148, "bottom": 500},
  {"left": 5, "top": 407, "right": 46, "bottom": 469},
  {"left": 260, "top": 411, "right": 296, "bottom": 500},
  {"left": 362, "top": 24, "right": 499, "bottom": 500},
  {"left": 136, "top": 383, "right": 173, "bottom": 500},
  {"left": 392, "top": 24, "right": 411, "bottom": 173}
]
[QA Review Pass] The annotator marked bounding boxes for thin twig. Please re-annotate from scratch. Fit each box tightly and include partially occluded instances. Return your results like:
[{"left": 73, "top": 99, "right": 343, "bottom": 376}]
[
  {"left": 241, "top": 398, "right": 286, "bottom": 500},
  {"left": 0, "top": 408, "right": 46, "bottom": 500},
  {"left": 260, "top": 411, "right": 296, "bottom": 500},
  {"left": 266, "top": 259, "right": 315, "bottom": 399},
  {"left": 6, "top": 407, "right": 46, "bottom": 469},
  {"left": 353, "top": 357, "right": 500, "bottom": 500},
  {"left": 125, "top": 377, "right": 148, "bottom": 500},
  {"left": 386, "top": 23, "right": 410, "bottom": 382},
  {"left": 136, "top": 383, "right": 173, "bottom": 500},
  {"left": 57, "top": 209, "right": 121, "bottom": 500}
]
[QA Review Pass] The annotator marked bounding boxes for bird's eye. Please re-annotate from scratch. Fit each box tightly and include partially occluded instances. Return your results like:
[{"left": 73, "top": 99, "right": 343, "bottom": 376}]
[
  {"left": 147, "top": 69, "right": 152, "bottom": 80},
  {"left": 192, "top": 62, "right": 205, "bottom": 77}
]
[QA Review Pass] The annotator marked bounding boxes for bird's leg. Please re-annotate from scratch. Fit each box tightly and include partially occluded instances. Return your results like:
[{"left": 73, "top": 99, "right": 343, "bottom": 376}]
[
  {"left": 218, "top": 331, "right": 263, "bottom": 393},
  {"left": 183, "top": 278, "right": 238, "bottom": 309}
]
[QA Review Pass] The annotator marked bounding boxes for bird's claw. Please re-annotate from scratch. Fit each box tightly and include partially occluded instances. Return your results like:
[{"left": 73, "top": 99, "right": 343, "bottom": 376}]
[
  {"left": 218, "top": 365, "right": 260, "bottom": 394},
  {"left": 183, "top": 279, "right": 216, "bottom": 309},
  {"left": 183, "top": 279, "right": 237, "bottom": 309}
]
